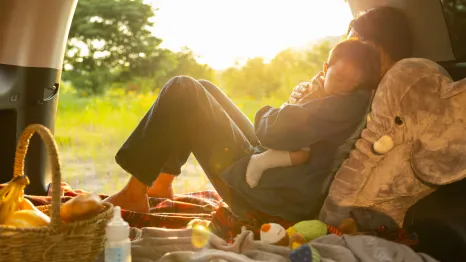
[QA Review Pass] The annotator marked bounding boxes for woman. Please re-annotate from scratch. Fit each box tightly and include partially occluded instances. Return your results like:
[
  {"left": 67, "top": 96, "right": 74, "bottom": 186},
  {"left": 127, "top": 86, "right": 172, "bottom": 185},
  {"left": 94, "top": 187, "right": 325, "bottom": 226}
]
[{"left": 105, "top": 6, "right": 412, "bottom": 222}]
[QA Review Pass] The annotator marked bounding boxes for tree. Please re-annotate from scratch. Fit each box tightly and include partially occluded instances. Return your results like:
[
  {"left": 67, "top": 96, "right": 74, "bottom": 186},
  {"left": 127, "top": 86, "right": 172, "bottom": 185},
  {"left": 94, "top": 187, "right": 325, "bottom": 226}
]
[
  {"left": 268, "top": 48, "right": 312, "bottom": 94},
  {"left": 221, "top": 40, "right": 334, "bottom": 100},
  {"left": 221, "top": 57, "right": 280, "bottom": 99},
  {"left": 64, "top": 0, "right": 166, "bottom": 94},
  {"left": 154, "top": 47, "right": 215, "bottom": 88},
  {"left": 109, "top": 47, "right": 215, "bottom": 94}
]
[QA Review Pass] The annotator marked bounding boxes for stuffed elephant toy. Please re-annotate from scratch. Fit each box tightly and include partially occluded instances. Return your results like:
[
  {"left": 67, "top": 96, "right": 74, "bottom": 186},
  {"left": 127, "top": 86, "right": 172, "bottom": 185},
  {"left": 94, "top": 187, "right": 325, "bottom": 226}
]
[{"left": 319, "top": 58, "right": 466, "bottom": 229}]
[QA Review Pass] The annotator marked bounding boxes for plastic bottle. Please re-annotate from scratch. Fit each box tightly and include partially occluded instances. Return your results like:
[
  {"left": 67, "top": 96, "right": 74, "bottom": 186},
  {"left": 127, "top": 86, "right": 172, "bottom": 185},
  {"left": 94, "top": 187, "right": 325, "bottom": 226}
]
[{"left": 105, "top": 206, "right": 131, "bottom": 262}]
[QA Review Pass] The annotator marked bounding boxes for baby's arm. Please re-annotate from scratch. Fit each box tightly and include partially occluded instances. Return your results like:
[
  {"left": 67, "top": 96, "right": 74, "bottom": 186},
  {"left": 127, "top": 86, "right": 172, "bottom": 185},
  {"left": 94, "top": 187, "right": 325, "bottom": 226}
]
[
  {"left": 290, "top": 149, "right": 311, "bottom": 165},
  {"left": 245, "top": 149, "right": 311, "bottom": 188}
]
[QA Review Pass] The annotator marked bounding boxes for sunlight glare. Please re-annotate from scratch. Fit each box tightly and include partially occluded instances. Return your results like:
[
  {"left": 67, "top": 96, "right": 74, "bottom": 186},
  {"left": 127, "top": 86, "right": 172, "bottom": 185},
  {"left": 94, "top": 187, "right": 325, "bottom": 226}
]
[{"left": 152, "top": 0, "right": 353, "bottom": 70}]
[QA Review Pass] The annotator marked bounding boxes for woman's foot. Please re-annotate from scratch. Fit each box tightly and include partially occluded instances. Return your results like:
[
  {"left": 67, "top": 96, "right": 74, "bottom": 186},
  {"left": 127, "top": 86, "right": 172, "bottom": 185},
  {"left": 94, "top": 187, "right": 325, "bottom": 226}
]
[
  {"left": 104, "top": 177, "right": 150, "bottom": 213},
  {"left": 147, "top": 173, "right": 175, "bottom": 199},
  {"left": 147, "top": 184, "right": 174, "bottom": 199}
]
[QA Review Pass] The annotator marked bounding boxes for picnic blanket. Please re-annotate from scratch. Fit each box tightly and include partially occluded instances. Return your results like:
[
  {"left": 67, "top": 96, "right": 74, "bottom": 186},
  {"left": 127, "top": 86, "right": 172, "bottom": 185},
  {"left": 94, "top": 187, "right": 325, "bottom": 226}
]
[
  {"left": 0, "top": 182, "right": 419, "bottom": 246},
  {"left": 21, "top": 183, "right": 267, "bottom": 241}
]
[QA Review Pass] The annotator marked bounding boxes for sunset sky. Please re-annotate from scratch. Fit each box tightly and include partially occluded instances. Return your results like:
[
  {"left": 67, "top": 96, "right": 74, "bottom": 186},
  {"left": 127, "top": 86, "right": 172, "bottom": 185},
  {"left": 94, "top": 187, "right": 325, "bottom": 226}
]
[{"left": 151, "top": 0, "right": 353, "bottom": 70}]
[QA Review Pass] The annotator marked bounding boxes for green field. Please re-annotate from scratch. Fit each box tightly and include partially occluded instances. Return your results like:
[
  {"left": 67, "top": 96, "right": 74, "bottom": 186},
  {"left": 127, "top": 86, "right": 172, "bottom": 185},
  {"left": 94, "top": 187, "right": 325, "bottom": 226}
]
[{"left": 55, "top": 86, "right": 283, "bottom": 194}]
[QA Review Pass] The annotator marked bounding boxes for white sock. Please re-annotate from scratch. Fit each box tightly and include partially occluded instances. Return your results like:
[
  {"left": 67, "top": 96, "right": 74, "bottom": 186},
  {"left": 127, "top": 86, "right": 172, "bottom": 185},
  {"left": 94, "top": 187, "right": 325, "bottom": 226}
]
[{"left": 245, "top": 150, "right": 292, "bottom": 188}]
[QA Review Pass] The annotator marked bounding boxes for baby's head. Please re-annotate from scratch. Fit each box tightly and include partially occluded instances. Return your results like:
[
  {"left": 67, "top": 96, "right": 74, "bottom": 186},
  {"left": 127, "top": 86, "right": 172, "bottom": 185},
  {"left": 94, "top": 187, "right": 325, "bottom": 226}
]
[{"left": 323, "top": 39, "right": 382, "bottom": 96}]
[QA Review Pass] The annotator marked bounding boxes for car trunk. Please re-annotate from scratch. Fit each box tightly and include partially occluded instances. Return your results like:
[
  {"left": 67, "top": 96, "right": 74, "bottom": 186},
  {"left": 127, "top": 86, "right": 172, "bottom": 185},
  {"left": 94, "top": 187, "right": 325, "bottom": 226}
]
[
  {"left": 0, "top": 0, "right": 465, "bottom": 260},
  {"left": 0, "top": 0, "right": 78, "bottom": 195}
]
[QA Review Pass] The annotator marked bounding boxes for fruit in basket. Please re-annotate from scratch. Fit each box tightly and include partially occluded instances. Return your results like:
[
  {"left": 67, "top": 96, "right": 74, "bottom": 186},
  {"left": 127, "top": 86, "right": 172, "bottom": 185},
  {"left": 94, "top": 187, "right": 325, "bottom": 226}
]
[
  {"left": 3, "top": 209, "right": 50, "bottom": 227},
  {"left": 0, "top": 176, "right": 30, "bottom": 224},
  {"left": 60, "top": 193, "right": 103, "bottom": 223},
  {"left": 18, "top": 195, "right": 51, "bottom": 221},
  {"left": 18, "top": 197, "right": 36, "bottom": 211}
]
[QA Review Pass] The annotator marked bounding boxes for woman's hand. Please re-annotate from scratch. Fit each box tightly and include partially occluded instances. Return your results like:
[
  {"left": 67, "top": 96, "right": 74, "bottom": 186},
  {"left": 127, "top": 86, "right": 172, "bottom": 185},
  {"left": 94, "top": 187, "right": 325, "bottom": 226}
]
[
  {"left": 287, "top": 82, "right": 311, "bottom": 104},
  {"left": 286, "top": 72, "right": 325, "bottom": 105}
]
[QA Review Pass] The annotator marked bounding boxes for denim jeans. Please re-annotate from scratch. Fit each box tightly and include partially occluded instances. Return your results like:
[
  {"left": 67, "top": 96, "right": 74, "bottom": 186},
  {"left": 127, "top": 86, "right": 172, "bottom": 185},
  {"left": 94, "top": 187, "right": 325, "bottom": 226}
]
[{"left": 115, "top": 76, "right": 258, "bottom": 209}]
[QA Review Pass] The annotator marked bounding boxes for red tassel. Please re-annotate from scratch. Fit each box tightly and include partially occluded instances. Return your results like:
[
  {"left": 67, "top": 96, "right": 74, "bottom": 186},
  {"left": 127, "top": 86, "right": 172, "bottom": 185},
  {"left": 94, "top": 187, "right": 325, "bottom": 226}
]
[{"left": 327, "top": 225, "right": 343, "bottom": 236}]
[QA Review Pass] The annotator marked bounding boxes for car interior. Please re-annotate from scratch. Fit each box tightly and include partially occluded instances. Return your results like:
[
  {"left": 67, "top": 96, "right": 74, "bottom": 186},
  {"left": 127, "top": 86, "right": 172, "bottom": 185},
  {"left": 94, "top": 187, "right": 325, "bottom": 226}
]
[
  {"left": 0, "top": 0, "right": 465, "bottom": 261},
  {"left": 0, "top": 0, "right": 77, "bottom": 196}
]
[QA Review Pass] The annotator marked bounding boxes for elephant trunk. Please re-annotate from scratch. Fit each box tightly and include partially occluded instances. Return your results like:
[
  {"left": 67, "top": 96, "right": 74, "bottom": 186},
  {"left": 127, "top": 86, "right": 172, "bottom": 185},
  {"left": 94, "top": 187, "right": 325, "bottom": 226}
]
[
  {"left": 373, "top": 135, "right": 394, "bottom": 155},
  {"left": 319, "top": 123, "right": 386, "bottom": 227}
]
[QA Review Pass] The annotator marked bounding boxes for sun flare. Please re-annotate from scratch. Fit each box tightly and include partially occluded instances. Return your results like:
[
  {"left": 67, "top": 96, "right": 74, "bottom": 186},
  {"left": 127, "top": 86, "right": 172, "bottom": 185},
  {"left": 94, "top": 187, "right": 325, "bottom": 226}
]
[{"left": 152, "top": 0, "right": 353, "bottom": 70}]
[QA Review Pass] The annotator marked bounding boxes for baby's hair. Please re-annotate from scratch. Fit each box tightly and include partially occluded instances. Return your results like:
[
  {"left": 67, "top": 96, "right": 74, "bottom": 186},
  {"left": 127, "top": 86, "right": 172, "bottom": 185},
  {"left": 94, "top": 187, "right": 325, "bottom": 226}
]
[{"left": 327, "top": 39, "right": 382, "bottom": 90}]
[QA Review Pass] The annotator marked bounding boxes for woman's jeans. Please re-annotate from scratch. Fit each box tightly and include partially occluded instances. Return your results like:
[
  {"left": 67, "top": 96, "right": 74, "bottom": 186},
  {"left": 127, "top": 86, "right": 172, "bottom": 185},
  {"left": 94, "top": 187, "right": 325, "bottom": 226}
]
[{"left": 116, "top": 76, "right": 258, "bottom": 209}]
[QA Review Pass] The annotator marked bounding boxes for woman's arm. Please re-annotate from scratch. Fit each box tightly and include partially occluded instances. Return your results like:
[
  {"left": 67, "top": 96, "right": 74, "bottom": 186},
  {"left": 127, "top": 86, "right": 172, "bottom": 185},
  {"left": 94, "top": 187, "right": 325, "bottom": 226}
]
[
  {"left": 287, "top": 82, "right": 311, "bottom": 105},
  {"left": 254, "top": 91, "right": 371, "bottom": 151},
  {"left": 287, "top": 72, "right": 325, "bottom": 105}
]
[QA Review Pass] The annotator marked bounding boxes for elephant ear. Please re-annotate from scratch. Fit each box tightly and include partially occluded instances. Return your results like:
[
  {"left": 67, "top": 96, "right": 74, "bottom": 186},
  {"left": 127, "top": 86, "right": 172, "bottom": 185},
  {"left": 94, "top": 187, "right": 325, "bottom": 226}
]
[
  {"left": 412, "top": 77, "right": 466, "bottom": 185},
  {"left": 440, "top": 77, "right": 466, "bottom": 99}
]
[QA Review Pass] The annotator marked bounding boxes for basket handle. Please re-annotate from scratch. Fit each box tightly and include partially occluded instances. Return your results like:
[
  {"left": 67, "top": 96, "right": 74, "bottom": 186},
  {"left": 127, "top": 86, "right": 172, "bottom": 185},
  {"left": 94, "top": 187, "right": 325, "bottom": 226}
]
[{"left": 14, "top": 124, "right": 62, "bottom": 227}]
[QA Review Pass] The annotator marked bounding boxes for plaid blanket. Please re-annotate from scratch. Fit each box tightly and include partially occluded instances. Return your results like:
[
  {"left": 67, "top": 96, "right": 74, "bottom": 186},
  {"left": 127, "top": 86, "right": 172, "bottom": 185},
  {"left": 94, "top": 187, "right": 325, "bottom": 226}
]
[
  {"left": 0, "top": 182, "right": 419, "bottom": 246},
  {"left": 21, "top": 183, "right": 265, "bottom": 242}
]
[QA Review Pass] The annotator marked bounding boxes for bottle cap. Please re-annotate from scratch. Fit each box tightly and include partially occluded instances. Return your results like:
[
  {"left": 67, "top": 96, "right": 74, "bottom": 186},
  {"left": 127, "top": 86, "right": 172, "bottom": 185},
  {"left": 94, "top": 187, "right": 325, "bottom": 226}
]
[{"left": 106, "top": 206, "right": 130, "bottom": 241}]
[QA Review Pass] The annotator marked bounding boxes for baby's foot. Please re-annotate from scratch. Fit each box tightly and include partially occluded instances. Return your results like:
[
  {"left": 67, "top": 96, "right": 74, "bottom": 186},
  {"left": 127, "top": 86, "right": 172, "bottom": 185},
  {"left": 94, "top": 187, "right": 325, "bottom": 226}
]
[{"left": 245, "top": 155, "right": 264, "bottom": 188}]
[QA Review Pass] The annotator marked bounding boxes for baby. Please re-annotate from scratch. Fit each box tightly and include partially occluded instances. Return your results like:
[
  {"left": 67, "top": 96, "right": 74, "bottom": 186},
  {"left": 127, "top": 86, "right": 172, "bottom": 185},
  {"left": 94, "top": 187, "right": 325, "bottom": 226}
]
[{"left": 246, "top": 39, "right": 382, "bottom": 188}]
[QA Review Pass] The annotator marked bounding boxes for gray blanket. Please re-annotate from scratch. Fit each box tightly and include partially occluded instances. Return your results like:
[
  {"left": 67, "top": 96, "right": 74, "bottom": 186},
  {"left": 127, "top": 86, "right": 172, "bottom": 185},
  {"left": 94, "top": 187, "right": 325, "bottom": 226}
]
[{"left": 95, "top": 227, "right": 437, "bottom": 262}]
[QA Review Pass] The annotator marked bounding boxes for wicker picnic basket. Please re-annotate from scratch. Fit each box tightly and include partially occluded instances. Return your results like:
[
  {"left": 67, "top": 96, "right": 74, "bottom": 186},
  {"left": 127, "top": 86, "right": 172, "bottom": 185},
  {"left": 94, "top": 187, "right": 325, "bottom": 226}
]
[{"left": 0, "top": 124, "right": 114, "bottom": 262}]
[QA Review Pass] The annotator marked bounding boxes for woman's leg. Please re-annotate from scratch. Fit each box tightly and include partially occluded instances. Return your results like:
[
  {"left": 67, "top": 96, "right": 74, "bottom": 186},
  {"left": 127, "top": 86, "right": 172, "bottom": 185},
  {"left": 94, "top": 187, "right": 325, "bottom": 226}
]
[
  {"left": 148, "top": 79, "right": 258, "bottom": 198},
  {"left": 105, "top": 76, "right": 253, "bottom": 212},
  {"left": 198, "top": 80, "right": 258, "bottom": 146}
]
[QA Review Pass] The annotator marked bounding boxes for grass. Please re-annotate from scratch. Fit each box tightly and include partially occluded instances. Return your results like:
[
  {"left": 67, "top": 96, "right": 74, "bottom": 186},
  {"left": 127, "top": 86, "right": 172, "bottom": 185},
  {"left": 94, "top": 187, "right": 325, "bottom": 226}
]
[{"left": 55, "top": 86, "right": 283, "bottom": 195}]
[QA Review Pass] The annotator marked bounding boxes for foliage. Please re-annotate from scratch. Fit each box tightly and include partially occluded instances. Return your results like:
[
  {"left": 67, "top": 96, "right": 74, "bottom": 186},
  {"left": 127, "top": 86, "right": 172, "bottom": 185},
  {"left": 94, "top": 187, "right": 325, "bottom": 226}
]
[
  {"left": 63, "top": 0, "right": 337, "bottom": 97},
  {"left": 153, "top": 47, "right": 216, "bottom": 89},
  {"left": 63, "top": 0, "right": 173, "bottom": 94},
  {"left": 220, "top": 41, "right": 333, "bottom": 100},
  {"left": 63, "top": 0, "right": 216, "bottom": 95}
]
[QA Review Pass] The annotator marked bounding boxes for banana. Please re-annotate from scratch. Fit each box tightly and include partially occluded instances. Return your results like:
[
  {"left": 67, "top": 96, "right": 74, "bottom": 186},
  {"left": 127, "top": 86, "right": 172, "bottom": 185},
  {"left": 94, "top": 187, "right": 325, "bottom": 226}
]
[
  {"left": 0, "top": 176, "right": 30, "bottom": 224},
  {"left": 0, "top": 183, "right": 16, "bottom": 223},
  {"left": 3, "top": 210, "right": 50, "bottom": 227},
  {"left": 18, "top": 195, "right": 35, "bottom": 211},
  {"left": 0, "top": 184, "right": 20, "bottom": 224},
  {"left": 0, "top": 182, "right": 14, "bottom": 201}
]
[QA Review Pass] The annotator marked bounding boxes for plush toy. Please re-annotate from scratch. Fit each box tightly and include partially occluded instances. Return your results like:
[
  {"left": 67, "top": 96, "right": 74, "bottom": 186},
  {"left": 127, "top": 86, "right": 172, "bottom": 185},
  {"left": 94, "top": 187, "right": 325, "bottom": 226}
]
[
  {"left": 186, "top": 218, "right": 211, "bottom": 229},
  {"left": 261, "top": 220, "right": 327, "bottom": 250},
  {"left": 260, "top": 223, "right": 290, "bottom": 246},
  {"left": 289, "top": 244, "right": 321, "bottom": 262},
  {"left": 286, "top": 220, "right": 328, "bottom": 250},
  {"left": 337, "top": 217, "right": 357, "bottom": 234},
  {"left": 320, "top": 59, "right": 466, "bottom": 229},
  {"left": 260, "top": 218, "right": 358, "bottom": 250}
]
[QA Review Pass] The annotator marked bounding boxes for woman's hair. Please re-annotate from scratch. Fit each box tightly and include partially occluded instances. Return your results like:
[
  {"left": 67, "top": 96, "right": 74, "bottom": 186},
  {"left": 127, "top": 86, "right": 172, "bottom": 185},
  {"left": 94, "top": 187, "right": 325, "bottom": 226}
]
[
  {"left": 328, "top": 39, "right": 382, "bottom": 90},
  {"left": 348, "top": 6, "right": 412, "bottom": 63}
]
